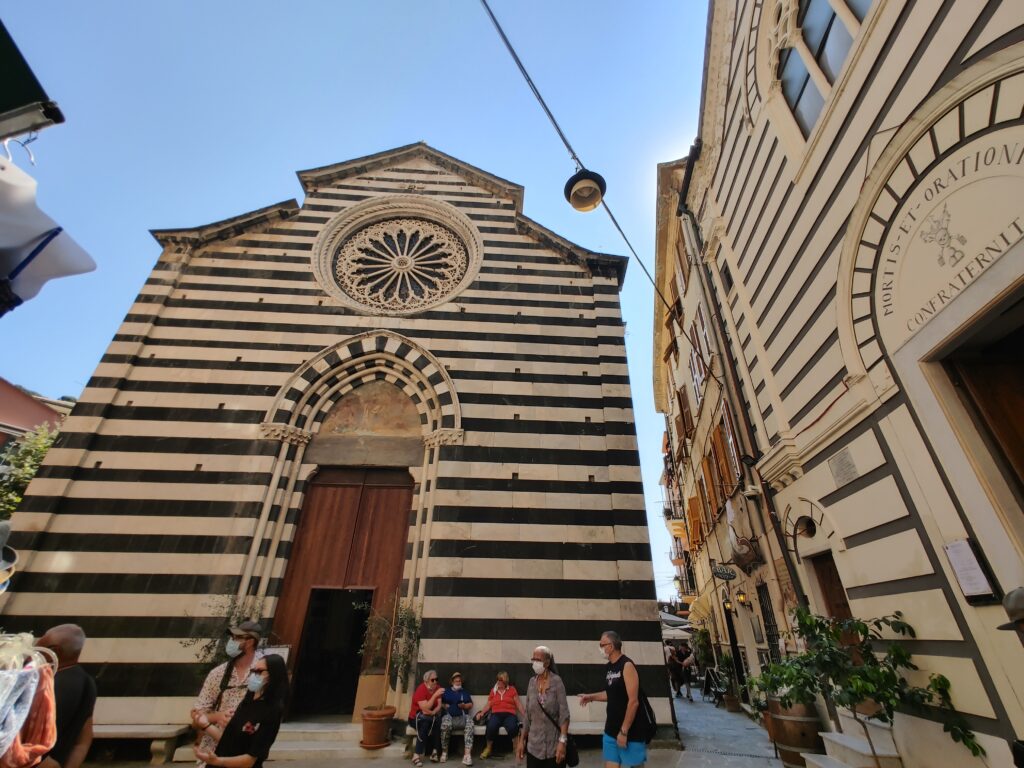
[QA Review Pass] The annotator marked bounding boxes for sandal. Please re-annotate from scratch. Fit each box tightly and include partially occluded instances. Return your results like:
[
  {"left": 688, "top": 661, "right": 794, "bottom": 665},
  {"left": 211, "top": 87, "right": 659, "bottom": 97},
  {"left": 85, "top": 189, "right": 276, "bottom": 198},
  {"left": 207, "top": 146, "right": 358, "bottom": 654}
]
[{"left": 412, "top": 756, "right": 423, "bottom": 767}]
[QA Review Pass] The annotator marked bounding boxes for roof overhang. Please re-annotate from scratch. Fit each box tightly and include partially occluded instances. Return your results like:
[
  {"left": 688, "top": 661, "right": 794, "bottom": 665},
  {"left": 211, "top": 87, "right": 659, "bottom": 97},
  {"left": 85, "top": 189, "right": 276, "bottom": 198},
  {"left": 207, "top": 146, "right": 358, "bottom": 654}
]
[{"left": 150, "top": 199, "right": 300, "bottom": 249}]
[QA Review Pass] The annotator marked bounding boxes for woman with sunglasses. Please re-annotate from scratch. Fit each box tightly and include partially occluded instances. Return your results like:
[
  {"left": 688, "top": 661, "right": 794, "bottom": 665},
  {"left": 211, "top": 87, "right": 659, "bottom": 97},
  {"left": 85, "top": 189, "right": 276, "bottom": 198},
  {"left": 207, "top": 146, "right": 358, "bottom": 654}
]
[
  {"left": 409, "top": 669, "right": 445, "bottom": 766},
  {"left": 195, "top": 654, "right": 289, "bottom": 768}
]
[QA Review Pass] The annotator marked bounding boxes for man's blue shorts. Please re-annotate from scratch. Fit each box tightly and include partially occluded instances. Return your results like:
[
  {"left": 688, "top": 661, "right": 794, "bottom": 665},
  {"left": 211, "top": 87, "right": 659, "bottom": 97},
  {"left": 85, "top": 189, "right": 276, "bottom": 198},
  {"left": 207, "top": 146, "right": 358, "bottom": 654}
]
[{"left": 602, "top": 733, "right": 647, "bottom": 766}]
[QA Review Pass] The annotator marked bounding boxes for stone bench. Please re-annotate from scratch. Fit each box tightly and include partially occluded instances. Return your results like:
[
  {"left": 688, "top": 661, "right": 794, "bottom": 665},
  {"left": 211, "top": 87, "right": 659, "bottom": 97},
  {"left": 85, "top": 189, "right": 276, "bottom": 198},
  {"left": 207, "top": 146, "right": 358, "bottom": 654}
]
[
  {"left": 93, "top": 724, "right": 192, "bottom": 765},
  {"left": 403, "top": 721, "right": 606, "bottom": 755}
]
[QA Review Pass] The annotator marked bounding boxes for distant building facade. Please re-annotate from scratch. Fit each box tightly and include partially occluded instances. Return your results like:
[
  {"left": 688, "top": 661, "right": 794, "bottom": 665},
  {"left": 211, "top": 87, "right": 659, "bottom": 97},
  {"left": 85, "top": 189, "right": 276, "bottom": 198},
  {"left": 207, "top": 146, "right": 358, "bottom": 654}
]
[
  {"left": 0, "top": 378, "right": 70, "bottom": 451},
  {"left": 656, "top": 1, "right": 1024, "bottom": 765},
  {"left": 4, "top": 144, "right": 666, "bottom": 728}
]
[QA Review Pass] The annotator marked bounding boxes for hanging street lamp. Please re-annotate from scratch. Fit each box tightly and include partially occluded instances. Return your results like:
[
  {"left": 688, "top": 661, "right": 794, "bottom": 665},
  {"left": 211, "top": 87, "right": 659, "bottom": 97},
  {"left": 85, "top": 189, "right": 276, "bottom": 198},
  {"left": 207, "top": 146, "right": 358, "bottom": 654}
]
[{"left": 564, "top": 168, "right": 607, "bottom": 212}]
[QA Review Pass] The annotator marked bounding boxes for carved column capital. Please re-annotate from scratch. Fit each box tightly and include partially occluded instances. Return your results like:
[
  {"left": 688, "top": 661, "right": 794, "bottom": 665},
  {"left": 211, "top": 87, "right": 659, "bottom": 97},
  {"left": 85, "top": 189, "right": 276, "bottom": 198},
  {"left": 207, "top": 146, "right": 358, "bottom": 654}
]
[
  {"left": 259, "top": 422, "right": 312, "bottom": 445},
  {"left": 423, "top": 428, "right": 464, "bottom": 448}
]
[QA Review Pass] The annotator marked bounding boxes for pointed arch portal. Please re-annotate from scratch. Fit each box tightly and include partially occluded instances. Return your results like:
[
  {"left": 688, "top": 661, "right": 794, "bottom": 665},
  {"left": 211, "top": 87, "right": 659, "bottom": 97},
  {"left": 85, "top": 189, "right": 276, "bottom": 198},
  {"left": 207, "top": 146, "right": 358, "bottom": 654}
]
[{"left": 231, "top": 331, "right": 463, "bottom": 716}]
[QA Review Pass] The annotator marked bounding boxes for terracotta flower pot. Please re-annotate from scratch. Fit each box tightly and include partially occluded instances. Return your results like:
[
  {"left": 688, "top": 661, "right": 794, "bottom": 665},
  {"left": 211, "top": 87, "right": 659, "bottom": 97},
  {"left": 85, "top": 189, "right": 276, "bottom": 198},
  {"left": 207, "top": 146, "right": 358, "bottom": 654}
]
[
  {"left": 360, "top": 705, "right": 396, "bottom": 749},
  {"left": 723, "top": 693, "right": 742, "bottom": 712}
]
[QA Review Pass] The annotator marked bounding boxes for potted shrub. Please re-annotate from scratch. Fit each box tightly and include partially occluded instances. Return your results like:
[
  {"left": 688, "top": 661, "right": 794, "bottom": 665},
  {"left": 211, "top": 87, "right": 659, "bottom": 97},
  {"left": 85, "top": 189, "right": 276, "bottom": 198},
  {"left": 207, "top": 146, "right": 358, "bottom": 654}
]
[
  {"left": 751, "top": 607, "right": 986, "bottom": 768},
  {"left": 358, "top": 595, "right": 422, "bottom": 750},
  {"left": 718, "top": 652, "right": 743, "bottom": 712}
]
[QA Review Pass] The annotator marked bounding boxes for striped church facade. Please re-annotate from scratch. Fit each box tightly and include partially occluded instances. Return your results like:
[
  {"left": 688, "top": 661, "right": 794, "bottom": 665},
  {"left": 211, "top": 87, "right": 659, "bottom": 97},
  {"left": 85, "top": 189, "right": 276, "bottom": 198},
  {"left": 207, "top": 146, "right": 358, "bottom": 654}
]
[
  {"left": 2, "top": 143, "right": 667, "bottom": 728},
  {"left": 657, "top": 1, "right": 1024, "bottom": 766}
]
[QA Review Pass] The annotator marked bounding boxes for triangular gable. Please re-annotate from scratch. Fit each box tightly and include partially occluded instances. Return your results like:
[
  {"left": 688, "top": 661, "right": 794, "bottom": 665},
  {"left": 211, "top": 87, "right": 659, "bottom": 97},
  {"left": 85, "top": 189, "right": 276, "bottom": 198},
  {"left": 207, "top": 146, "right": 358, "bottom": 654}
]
[
  {"left": 297, "top": 142, "right": 525, "bottom": 211},
  {"left": 146, "top": 143, "right": 628, "bottom": 289}
]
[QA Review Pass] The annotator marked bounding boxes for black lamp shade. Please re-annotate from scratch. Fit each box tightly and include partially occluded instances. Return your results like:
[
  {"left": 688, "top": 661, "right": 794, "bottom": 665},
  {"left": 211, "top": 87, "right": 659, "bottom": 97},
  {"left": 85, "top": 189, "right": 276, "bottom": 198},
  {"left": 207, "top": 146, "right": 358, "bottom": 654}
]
[{"left": 564, "top": 168, "right": 607, "bottom": 212}]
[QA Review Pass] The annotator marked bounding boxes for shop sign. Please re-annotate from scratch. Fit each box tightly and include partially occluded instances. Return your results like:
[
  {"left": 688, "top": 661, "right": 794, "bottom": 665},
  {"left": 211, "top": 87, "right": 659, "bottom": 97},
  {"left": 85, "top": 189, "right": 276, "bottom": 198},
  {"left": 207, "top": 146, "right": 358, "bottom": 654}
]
[{"left": 712, "top": 564, "right": 737, "bottom": 581}]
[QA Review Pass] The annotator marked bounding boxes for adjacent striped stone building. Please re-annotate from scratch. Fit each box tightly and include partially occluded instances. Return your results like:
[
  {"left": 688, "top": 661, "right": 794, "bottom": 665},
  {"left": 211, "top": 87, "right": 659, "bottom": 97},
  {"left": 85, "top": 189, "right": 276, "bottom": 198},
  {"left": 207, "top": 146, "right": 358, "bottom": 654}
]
[
  {"left": 657, "top": 1, "right": 1024, "bottom": 765},
  {"left": 3, "top": 143, "right": 666, "bottom": 728}
]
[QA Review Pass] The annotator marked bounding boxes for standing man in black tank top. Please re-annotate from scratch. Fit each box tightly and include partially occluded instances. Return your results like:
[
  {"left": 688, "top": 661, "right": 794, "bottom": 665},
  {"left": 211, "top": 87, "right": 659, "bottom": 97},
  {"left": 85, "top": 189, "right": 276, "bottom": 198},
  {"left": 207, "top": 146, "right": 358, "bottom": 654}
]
[{"left": 578, "top": 631, "right": 647, "bottom": 768}]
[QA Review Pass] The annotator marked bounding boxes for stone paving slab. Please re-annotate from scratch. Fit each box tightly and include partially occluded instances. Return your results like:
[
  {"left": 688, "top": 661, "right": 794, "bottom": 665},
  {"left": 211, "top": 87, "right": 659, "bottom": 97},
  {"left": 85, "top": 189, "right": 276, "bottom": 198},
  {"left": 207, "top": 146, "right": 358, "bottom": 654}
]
[
  {"left": 86, "top": 695, "right": 782, "bottom": 768},
  {"left": 673, "top": 694, "right": 782, "bottom": 767}
]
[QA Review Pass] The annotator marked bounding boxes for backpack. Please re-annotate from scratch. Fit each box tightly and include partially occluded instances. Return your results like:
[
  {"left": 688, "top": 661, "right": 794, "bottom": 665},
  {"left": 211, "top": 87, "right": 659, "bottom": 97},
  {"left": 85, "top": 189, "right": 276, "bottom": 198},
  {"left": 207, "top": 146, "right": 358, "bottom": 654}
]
[{"left": 636, "top": 687, "right": 657, "bottom": 743}]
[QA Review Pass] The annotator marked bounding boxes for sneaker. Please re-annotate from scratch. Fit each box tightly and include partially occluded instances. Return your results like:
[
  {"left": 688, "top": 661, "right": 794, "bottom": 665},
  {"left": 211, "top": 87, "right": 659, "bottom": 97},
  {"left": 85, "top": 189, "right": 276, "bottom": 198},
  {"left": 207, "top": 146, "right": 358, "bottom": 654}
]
[
  {"left": 463, "top": 754, "right": 473, "bottom": 766},
  {"left": 440, "top": 752, "right": 448, "bottom": 763}
]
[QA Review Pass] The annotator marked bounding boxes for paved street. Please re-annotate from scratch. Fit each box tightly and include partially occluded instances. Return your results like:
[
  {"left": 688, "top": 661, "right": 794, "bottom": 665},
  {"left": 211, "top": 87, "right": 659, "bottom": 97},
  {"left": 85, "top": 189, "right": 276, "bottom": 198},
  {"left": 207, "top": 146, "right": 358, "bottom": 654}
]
[
  {"left": 674, "top": 695, "right": 781, "bottom": 768},
  {"left": 85, "top": 694, "right": 782, "bottom": 768}
]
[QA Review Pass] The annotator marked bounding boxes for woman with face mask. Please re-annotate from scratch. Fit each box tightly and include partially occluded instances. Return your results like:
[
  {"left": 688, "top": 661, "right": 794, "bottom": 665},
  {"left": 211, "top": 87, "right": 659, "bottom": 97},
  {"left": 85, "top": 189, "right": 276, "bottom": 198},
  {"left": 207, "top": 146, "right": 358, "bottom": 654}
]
[
  {"left": 439, "top": 671, "right": 474, "bottom": 765},
  {"left": 190, "top": 622, "right": 264, "bottom": 767},
  {"left": 517, "top": 647, "right": 569, "bottom": 768},
  {"left": 195, "top": 654, "right": 288, "bottom": 768}
]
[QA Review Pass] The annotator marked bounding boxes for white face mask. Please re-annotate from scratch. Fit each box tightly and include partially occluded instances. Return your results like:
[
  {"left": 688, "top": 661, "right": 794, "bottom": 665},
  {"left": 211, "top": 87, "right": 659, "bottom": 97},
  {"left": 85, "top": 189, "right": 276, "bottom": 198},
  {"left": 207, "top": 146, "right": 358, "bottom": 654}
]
[
  {"left": 599, "top": 645, "right": 610, "bottom": 659},
  {"left": 225, "top": 638, "right": 243, "bottom": 658},
  {"left": 532, "top": 660, "right": 546, "bottom": 675},
  {"left": 451, "top": 683, "right": 462, "bottom": 691}
]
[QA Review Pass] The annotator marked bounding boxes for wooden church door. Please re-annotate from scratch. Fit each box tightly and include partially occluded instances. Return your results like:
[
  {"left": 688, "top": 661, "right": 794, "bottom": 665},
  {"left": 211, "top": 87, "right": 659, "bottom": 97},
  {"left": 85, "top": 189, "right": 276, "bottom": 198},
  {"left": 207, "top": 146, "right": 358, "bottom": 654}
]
[{"left": 273, "top": 467, "right": 413, "bottom": 716}]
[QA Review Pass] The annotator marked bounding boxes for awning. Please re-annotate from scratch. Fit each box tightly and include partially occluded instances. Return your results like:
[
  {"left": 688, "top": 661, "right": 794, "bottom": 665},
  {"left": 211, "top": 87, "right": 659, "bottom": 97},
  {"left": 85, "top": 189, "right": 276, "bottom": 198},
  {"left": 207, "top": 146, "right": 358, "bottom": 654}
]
[
  {"left": 662, "top": 625, "right": 694, "bottom": 640},
  {"left": 687, "top": 592, "right": 713, "bottom": 623}
]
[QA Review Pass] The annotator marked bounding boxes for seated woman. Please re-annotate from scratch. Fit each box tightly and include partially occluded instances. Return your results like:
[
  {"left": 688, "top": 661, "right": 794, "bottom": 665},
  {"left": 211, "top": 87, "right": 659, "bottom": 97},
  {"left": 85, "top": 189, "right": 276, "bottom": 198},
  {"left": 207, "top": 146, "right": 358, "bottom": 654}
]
[
  {"left": 440, "top": 671, "right": 474, "bottom": 765},
  {"left": 476, "top": 671, "right": 523, "bottom": 759},
  {"left": 194, "top": 654, "right": 288, "bottom": 768},
  {"left": 409, "top": 669, "right": 446, "bottom": 766}
]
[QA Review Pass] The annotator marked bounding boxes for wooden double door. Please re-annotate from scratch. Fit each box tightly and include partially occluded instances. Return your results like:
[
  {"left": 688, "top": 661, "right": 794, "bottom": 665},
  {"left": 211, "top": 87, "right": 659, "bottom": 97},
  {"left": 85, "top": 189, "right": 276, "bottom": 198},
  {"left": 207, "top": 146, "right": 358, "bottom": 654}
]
[{"left": 273, "top": 467, "right": 413, "bottom": 715}]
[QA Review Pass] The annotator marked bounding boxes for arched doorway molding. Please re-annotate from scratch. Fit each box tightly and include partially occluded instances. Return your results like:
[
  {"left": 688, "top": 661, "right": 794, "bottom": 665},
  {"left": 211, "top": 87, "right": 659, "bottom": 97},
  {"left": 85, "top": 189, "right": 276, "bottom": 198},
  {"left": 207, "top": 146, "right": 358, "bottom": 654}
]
[
  {"left": 238, "top": 329, "right": 463, "bottom": 604},
  {"left": 836, "top": 43, "right": 1024, "bottom": 400}
]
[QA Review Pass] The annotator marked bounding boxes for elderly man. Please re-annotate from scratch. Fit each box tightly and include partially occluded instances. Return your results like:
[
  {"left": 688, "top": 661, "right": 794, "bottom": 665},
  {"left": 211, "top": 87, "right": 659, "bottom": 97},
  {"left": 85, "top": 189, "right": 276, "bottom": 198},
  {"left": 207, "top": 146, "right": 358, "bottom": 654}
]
[
  {"left": 580, "top": 631, "right": 648, "bottom": 768},
  {"left": 38, "top": 624, "right": 96, "bottom": 768},
  {"left": 191, "top": 621, "right": 263, "bottom": 765}
]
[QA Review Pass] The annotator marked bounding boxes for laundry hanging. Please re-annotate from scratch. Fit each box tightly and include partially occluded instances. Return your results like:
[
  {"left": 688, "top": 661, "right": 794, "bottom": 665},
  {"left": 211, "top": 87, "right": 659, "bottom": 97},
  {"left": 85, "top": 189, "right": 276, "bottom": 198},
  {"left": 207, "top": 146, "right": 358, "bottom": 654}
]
[{"left": 0, "top": 636, "right": 58, "bottom": 768}]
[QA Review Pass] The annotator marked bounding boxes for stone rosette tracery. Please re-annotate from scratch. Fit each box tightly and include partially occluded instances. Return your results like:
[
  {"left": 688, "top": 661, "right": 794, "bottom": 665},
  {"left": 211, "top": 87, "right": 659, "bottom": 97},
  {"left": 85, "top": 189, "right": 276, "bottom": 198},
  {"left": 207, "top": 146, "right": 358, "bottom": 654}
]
[
  {"left": 335, "top": 218, "right": 467, "bottom": 313},
  {"left": 311, "top": 195, "right": 484, "bottom": 316}
]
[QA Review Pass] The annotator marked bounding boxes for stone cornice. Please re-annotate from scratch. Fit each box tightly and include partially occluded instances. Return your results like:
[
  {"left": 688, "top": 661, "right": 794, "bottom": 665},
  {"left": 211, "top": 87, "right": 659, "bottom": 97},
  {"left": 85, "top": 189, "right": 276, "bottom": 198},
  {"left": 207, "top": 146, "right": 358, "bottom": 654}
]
[{"left": 151, "top": 200, "right": 300, "bottom": 248}]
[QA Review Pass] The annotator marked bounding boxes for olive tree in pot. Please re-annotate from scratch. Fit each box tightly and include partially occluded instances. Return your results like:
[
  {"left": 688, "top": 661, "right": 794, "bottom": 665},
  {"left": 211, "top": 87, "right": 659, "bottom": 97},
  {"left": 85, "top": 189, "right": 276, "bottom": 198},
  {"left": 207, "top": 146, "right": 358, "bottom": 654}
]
[
  {"left": 750, "top": 607, "right": 985, "bottom": 768},
  {"left": 358, "top": 595, "right": 422, "bottom": 750}
]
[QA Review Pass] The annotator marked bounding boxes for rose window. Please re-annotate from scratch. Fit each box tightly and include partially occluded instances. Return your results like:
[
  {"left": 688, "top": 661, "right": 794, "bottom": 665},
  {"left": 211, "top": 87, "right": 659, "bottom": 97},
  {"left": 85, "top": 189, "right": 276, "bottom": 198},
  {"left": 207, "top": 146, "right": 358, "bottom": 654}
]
[{"left": 332, "top": 218, "right": 468, "bottom": 313}]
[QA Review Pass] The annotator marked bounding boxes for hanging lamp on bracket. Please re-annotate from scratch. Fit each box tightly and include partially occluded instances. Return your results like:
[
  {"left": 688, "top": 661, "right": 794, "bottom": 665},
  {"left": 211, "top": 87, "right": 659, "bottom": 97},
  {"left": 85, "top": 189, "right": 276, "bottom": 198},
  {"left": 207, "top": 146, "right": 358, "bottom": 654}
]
[{"left": 564, "top": 168, "right": 607, "bottom": 212}]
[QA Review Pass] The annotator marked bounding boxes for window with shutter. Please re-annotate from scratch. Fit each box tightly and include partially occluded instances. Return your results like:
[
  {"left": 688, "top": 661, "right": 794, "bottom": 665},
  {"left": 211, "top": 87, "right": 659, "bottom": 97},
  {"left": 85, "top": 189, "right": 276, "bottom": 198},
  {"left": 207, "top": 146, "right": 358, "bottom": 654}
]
[
  {"left": 722, "top": 402, "right": 743, "bottom": 482},
  {"left": 697, "top": 476, "right": 712, "bottom": 533},
  {"left": 677, "top": 384, "right": 695, "bottom": 438},
  {"left": 702, "top": 456, "right": 721, "bottom": 518},
  {"left": 687, "top": 495, "right": 704, "bottom": 546},
  {"left": 712, "top": 426, "right": 737, "bottom": 498}
]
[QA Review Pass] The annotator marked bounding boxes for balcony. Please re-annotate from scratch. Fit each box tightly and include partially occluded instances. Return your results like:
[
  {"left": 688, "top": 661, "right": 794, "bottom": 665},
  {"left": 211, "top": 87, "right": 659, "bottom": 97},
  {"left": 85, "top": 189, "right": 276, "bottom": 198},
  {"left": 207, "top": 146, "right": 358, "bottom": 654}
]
[{"left": 670, "top": 542, "right": 687, "bottom": 565}]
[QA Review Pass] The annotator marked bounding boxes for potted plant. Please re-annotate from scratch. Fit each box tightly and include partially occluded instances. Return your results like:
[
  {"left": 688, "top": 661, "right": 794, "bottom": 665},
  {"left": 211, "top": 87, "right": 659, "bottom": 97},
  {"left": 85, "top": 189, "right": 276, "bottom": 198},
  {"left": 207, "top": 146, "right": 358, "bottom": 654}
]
[
  {"left": 358, "top": 594, "right": 422, "bottom": 750},
  {"left": 718, "top": 652, "right": 743, "bottom": 712},
  {"left": 751, "top": 607, "right": 986, "bottom": 768}
]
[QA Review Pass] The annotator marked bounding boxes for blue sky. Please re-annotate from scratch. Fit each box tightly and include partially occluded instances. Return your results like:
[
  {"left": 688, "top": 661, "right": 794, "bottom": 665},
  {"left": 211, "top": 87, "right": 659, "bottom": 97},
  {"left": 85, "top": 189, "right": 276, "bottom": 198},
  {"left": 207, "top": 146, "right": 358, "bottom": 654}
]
[{"left": 2, "top": 2, "right": 708, "bottom": 598}]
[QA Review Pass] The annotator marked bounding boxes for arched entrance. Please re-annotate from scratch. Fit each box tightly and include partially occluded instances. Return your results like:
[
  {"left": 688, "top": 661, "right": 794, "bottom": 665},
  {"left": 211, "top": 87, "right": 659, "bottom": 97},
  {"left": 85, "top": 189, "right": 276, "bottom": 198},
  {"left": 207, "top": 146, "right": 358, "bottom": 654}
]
[
  {"left": 273, "top": 380, "right": 421, "bottom": 716},
  {"left": 236, "top": 330, "right": 464, "bottom": 718}
]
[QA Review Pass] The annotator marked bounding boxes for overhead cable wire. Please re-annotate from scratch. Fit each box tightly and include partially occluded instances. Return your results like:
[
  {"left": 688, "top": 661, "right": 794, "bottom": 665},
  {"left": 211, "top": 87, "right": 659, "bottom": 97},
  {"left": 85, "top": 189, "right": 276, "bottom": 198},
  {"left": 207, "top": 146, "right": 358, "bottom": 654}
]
[{"left": 478, "top": 0, "right": 673, "bottom": 314}]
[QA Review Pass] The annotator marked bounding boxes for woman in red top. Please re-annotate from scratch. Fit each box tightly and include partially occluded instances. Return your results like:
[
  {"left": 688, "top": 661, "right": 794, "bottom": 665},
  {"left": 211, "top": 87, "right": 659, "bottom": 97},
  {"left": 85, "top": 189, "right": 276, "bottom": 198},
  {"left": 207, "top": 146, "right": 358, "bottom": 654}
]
[
  {"left": 475, "top": 671, "right": 523, "bottom": 759},
  {"left": 408, "top": 669, "right": 445, "bottom": 766}
]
